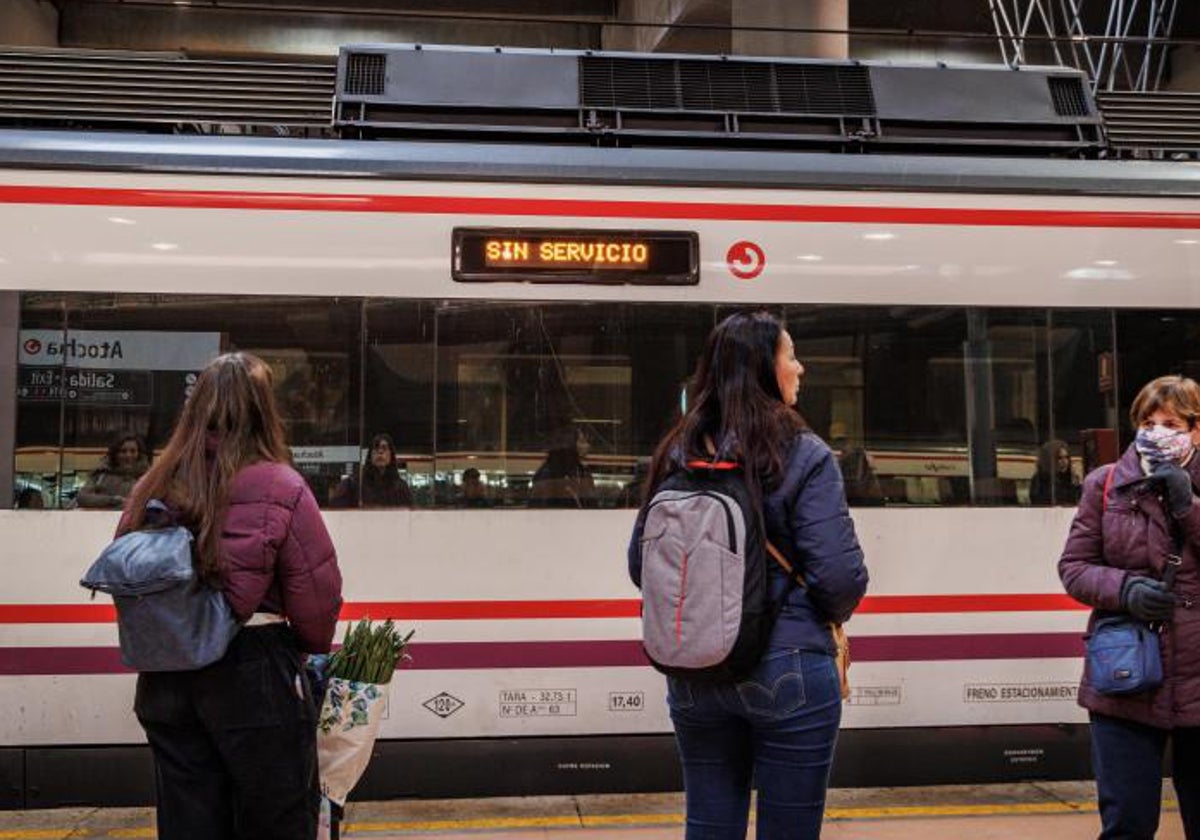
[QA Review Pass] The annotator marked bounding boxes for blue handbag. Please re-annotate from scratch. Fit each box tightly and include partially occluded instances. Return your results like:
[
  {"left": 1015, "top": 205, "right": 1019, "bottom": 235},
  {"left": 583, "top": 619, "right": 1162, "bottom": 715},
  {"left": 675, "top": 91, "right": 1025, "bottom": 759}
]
[
  {"left": 1084, "top": 467, "right": 1180, "bottom": 696},
  {"left": 1085, "top": 615, "right": 1163, "bottom": 695},
  {"left": 80, "top": 501, "right": 241, "bottom": 672}
]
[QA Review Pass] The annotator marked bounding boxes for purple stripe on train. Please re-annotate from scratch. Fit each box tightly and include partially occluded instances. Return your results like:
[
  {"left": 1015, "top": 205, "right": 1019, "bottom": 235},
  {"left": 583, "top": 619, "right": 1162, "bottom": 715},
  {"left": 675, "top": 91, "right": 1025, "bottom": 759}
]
[{"left": 0, "top": 633, "right": 1085, "bottom": 676}]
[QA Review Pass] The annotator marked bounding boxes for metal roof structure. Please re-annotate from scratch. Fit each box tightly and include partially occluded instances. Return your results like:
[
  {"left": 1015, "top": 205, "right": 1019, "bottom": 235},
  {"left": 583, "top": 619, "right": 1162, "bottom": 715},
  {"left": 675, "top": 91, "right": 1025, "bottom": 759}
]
[{"left": 3, "top": 2, "right": 1199, "bottom": 156}]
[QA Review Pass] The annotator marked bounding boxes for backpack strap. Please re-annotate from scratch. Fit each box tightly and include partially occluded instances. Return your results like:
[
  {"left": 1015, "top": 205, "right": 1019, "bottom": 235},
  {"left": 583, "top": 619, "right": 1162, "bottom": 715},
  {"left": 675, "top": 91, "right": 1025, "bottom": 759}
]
[
  {"left": 1101, "top": 464, "right": 1116, "bottom": 513},
  {"left": 695, "top": 436, "right": 804, "bottom": 591},
  {"left": 766, "top": 540, "right": 798, "bottom": 580},
  {"left": 767, "top": 538, "right": 849, "bottom": 696},
  {"left": 685, "top": 459, "right": 739, "bottom": 470}
]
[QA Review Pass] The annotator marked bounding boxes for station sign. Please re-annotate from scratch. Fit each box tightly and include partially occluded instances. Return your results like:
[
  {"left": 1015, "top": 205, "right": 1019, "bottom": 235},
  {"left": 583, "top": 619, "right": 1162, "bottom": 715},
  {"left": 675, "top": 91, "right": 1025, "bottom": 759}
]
[
  {"left": 17, "top": 329, "right": 220, "bottom": 407},
  {"left": 19, "top": 329, "right": 220, "bottom": 371},
  {"left": 17, "top": 367, "right": 153, "bottom": 406}
]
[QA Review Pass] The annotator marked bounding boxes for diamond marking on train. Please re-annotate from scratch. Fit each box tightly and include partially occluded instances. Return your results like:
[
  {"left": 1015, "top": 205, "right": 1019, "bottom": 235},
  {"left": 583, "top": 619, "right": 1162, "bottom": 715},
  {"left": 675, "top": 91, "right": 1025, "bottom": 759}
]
[{"left": 422, "top": 693, "right": 464, "bottom": 719}]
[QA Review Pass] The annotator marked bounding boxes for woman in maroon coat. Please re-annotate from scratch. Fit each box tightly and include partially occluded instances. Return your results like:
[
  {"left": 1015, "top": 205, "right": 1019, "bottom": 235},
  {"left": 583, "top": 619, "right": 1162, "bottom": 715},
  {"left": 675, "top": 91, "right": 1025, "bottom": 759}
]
[
  {"left": 118, "top": 352, "right": 343, "bottom": 840},
  {"left": 1059, "top": 375, "right": 1200, "bottom": 840}
]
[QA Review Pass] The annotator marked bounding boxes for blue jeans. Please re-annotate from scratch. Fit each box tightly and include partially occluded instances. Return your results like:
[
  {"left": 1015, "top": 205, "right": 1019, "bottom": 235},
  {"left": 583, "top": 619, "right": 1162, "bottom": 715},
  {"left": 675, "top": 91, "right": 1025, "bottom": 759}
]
[
  {"left": 1090, "top": 712, "right": 1200, "bottom": 839},
  {"left": 667, "top": 649, "right": 842, "bottom": 840}
]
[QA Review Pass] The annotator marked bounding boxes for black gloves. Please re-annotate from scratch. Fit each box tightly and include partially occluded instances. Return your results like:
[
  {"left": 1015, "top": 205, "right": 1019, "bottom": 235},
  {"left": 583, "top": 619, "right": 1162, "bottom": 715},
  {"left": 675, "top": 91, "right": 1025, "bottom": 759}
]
[
  {"left": 1121, "top": 575, "right": 1176, "bottom": 622},
  {"left": 1147, "top": 462, "right": 1195, "bottom": 518}
]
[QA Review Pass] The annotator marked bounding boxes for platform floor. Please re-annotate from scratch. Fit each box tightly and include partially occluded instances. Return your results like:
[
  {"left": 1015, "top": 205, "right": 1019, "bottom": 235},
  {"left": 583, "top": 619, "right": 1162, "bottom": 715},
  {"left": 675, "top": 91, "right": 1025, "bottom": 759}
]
[{"left": 0, "top": 781, "right": 1185, "bottom": 838}]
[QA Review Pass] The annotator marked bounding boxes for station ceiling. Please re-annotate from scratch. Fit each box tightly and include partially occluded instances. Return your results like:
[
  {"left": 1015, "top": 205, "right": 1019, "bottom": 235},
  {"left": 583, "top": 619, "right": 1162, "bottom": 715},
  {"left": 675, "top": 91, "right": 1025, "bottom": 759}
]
[{"left": 37, "top": 0, "right": 1200, "bottom": 61}]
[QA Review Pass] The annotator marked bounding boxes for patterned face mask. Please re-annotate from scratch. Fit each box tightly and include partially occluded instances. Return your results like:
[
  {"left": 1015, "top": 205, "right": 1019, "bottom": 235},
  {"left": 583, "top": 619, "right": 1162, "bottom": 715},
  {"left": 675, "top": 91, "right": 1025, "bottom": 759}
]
[{"left": 1135, "top": 424, "right": 1194, "bottom": 465}]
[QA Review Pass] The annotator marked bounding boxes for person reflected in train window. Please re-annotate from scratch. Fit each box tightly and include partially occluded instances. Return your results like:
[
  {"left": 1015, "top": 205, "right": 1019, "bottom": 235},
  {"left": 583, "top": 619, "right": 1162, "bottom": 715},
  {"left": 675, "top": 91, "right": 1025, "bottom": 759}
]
[
  {"left": 828, "top": 421, "right": 884, "bottom": 506},
  {"left": 76, "top": 433, "right": 151, "bottom": 509},
  {"left": 529, "top": 426, "right": 596, "bottom": 508},
  {"left": 1059, "top": 375, "right": 1200, "bottom": 840},
  {"left": 629, "top": 310, "right": 868, "bottom": 840},
  {"left": 119, "top": 351, "right": 342, "bottom": 840},
  {"left": 15, "top": 487, "right": 45, "bottom": 509},
  {"left": 331, "top": 433, "right": 413, "bottom": 508},
  {"left": 459, "top": 467, "right": 490, "bottom": 508},
  {"left": 1029, "top": 439, "right": 1080, "bottom": 506}
]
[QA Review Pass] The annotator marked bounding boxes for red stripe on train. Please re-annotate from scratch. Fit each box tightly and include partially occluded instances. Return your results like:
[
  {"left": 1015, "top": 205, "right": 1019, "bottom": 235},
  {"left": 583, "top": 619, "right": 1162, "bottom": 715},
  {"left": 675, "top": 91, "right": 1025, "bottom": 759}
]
[
  {"left": 857, "top": 594, "right": 1085, "bottom": 613},
  {"left": 0, "top": 633, "right": 1085, "bottom": 675},
  {"left": 0, "top": 594, "right": 1086, "bottom": 624},
  {"left": 2, "top": 184, "right": 1200, "bottom": 229}
]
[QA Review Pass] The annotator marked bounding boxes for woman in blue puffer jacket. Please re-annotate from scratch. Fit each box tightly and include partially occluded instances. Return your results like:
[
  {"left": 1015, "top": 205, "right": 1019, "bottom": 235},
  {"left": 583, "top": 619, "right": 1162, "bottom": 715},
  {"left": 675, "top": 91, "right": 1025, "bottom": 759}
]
[{"left": 629, "top": 310, "right": 868, "bottom": 840}]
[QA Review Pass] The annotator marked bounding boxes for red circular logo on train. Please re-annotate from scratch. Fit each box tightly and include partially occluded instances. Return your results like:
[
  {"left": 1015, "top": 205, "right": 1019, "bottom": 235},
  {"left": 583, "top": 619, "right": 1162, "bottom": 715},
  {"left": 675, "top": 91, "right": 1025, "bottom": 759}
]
[
  {"left": 726, "top": 240, "right": 766, "bottom": 280},
  {"left": 23, "top": 338, "right": 41, "bottom": 355}
]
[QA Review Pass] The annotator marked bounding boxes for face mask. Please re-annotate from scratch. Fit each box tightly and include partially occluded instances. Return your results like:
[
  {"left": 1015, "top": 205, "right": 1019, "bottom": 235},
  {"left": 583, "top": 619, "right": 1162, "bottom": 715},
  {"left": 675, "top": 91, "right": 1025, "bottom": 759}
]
[{"left": 1135, "top": 424, "right": 1194, "bottom": 464}]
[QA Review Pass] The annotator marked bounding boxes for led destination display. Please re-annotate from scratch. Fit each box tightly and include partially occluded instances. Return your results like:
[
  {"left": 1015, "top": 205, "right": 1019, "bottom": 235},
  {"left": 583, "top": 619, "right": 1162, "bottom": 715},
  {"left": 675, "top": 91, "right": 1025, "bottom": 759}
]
[
  {"left": 453, "top": 228, "right": 698, "bottom": 284},
  {"left": 487, "top": 238, "right": 649, "bottom": 269}
]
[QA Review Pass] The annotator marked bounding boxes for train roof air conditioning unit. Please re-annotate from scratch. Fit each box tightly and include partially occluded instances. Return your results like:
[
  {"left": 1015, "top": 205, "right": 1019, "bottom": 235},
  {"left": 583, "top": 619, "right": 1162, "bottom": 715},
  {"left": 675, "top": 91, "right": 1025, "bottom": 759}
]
[{"left": 334, "top": 43, "right": 1104, "bottom": 155}]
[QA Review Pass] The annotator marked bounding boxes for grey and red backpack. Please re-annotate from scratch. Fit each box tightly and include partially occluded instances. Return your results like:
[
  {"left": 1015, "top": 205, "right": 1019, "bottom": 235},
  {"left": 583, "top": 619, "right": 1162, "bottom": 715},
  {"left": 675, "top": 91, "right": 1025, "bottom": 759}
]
[{"left": 634, "top": 460, "right": 783, "bottom": 681}]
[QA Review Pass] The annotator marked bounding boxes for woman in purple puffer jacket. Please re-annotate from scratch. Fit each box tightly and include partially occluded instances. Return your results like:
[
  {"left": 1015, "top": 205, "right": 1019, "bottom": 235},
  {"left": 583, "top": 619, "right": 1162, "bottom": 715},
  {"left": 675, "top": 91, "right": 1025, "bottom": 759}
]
[
  {"left": 118, "top": 352, "right": 343, "bottom": 840},
  {"left": 1059, "top": 375, "right": 1200, "bottom": 840}
]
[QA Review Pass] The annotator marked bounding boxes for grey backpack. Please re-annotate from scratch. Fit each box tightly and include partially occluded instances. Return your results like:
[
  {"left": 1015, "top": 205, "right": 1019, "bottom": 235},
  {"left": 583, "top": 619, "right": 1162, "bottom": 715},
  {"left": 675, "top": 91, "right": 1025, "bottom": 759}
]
[
  {"left": 80, "top": 502, "right": 241, "bottom": 672},
  {"left": 635, "top": 461, "right": 777, "bottom": 681}
]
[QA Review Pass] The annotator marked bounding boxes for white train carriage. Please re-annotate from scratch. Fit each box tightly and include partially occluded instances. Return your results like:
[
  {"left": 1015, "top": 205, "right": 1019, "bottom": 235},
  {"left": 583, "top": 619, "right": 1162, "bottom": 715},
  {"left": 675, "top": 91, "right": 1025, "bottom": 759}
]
[{"left": 1, "top": 45, "right": 1199, "bottom": 807}]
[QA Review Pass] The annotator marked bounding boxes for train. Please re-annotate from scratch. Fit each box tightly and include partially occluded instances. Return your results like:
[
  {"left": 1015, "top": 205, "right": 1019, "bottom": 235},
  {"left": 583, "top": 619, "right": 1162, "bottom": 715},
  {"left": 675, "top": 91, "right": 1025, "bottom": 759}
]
[{"left": 2, "top": 44, "right": 1200, "bottom": 808}]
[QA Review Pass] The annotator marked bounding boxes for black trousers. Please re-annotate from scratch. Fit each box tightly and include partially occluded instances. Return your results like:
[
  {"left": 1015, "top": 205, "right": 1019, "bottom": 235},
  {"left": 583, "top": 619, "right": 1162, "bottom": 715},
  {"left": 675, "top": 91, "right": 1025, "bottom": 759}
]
[
  {"left": 135, "top": 624, "right": 319, "bottom": 840},
  {"left": 1091, "top": 712, "right": 1200, "bottom": 839}
]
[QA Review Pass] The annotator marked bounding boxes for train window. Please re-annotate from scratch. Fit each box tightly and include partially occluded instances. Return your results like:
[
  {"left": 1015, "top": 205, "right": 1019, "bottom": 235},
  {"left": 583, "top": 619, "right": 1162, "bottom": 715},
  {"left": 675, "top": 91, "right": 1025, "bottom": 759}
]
[
  {"left": 973, "top": 309, "right": 1044, "bottom": 506},
  {"left": 14, "top": 293, "right": 362, "bottom": 509},
  {"left": 9, "top": 293, "right": 1118, "bottom": 511},
  {"left": 430, "top": 302, "right": 713, "bottom": 508},
  {"left": 342, "top": 300, "right": 436, "bottom": 508},
  {"left": 432, "top": 302, "right": 636, "bottom": 508},
  {"left": 779, "top": 305, "right": 1116, "bottom": 507},
  {"left": 1046, "top": 310, "right": 1115, "bottom": 503},
  {"left": 14, "top": 293, "right": 66, "bottom": 509},
  {"left": 782, "top": 305, "right": 970, "bottom": 506},
  {"left": 1117, "top": 310, "right": 1200, "bottom": 452}
]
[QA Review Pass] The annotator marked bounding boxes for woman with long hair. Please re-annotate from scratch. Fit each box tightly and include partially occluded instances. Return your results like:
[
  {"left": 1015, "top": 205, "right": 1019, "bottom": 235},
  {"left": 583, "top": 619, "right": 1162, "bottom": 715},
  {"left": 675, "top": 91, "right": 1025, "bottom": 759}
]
[
  {"left": 529, "top": 426, "right": 596, "bottom": 508},
  {"left": 1030, "top": 438, "right": 1080, "bottom": 506},
  {"left": 76, "top": 433, "right": 151, "bottom": 509},
  {"left": 1059, "top": 375, "right": 1200, "bottom": 839},
  {"left": 118, "top": 352, "right": 343, "bottom": 840},
  {"left": 629, "top": 310, "right": 868, "bottom": 839},
  {"left": 331, "top": 432, "right": 413, "bottom": 507}
]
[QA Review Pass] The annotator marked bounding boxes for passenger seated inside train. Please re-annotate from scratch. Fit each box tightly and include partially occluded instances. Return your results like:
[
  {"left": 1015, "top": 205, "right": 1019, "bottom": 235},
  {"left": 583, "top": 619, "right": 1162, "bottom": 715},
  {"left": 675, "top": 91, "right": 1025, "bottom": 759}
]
[
  {"left": 458, "top": 467, "right": 492, "bottom": 507},
  {"left": 75, "top": 433, "right": 151, "bottom": 510},
  {"left": 1029, "top": 438, "right": 1081, "bottom": 506},
  {"left": 529, "top": 426, "right": 596, "bottom": 508},
  {"left": 329, "top": 432, "right": 414, "bottom": 508}
]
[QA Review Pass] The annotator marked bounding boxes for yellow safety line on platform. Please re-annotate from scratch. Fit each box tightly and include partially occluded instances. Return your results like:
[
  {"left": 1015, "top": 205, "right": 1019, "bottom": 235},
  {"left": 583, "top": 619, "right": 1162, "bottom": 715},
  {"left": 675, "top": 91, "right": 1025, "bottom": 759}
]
[
  {"left": 584, "top": 813, "right": 685, "bottom": 827},
  {"left": 827, "top": 801, "right": 1083, "bottom": 818},
  {"left": 0, "top": 796, "right": 1151, "bottom": 837},
  {"left": 343, "top": 815, "right": 585, "bottom": 832},
  {"left": 341, "top": 812, "right": 687, "bottom": 833},
  {"left": 340, "top": 799, "right": 1181, "bottom": 835}
]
